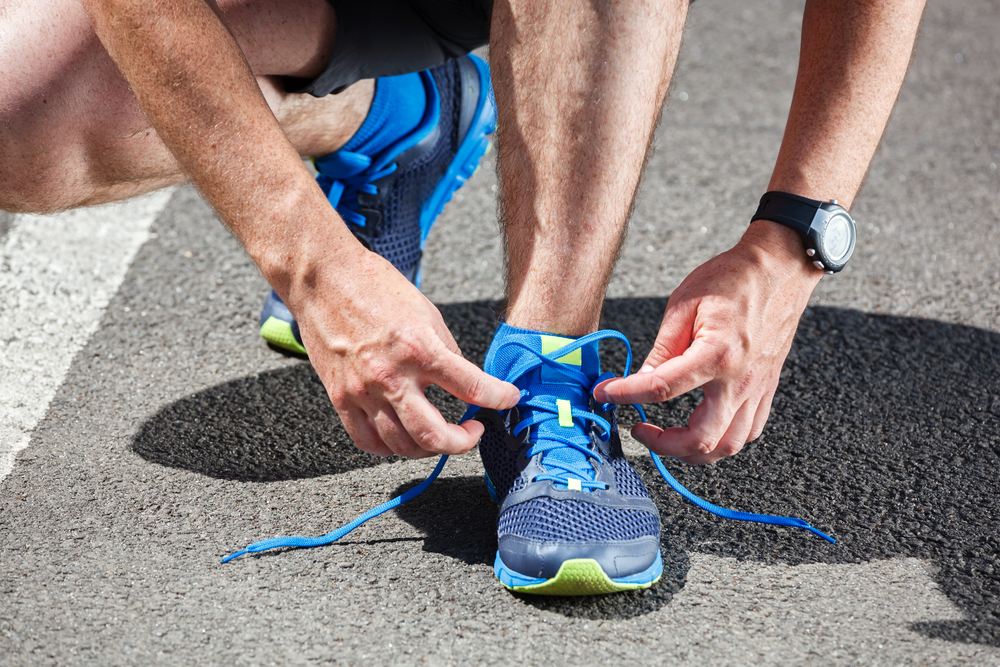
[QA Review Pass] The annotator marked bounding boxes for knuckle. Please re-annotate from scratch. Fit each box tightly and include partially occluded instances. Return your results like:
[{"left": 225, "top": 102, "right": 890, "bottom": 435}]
[
  {"left": 651, "top": 382, "right": 671, "bottom": 403},
  {"left": 693, "top": 435, "right": 719, "bottom": 455},
  {"left": 394, "top": 330, "right": 432, "bottom": 366},
  {"left": 464, "top": 374, "right": 490, "bottom": 404},
  {"left": 719, "top": 439, "right": 744, "bottom": 457},
  {"left": 369, "top": 361, "right": 395, "bottom": 387},
  {"left": 368, "top": 363, "right": 405, "bottom": 401},
  {"left": 416, "top": 428, "right": 446, "bottom": 454},
  {"left": 649, "top": 340, "right": 672, "bottom": 363},
  {"left": 326, "top": 386, "right": 348, "bottom": 410},
  {"left": 716, "top": 344, "right": 740, "bottom": 371}
]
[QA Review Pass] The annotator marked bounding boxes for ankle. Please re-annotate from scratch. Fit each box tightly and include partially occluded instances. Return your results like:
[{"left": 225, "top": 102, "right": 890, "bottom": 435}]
[{"left": 504, "top": 305, "right": 601, "bottom": 339}]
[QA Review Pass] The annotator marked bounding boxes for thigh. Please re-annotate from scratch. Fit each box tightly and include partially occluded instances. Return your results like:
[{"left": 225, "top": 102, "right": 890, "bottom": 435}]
[{"left": 0, "top": 0, "right": 181, "bottom": 211}]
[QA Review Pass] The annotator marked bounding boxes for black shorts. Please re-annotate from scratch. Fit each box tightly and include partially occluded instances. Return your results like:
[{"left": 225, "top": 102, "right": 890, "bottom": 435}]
[{"left": 298, "top": 0, "right": 493, "bottom": 96}]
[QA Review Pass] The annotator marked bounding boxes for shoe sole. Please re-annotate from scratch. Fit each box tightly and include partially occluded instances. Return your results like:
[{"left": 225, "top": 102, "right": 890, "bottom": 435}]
[
  {"left": 259, "top": 315, "right": 307, "bottom": 356},
  {"left": 494, "top": 552, "right": 662, "bottom": 596},
  {"left": 261, "top": 54, "right": 496, "bottom": 351},
  {"left": 485, "top": 473, "right": 663, "bottom": 596}
]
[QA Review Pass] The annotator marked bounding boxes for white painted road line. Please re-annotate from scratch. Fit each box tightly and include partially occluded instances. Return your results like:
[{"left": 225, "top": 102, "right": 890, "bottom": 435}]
[{"left": 0, "top": 190, "right": 174, "bottom": 483}]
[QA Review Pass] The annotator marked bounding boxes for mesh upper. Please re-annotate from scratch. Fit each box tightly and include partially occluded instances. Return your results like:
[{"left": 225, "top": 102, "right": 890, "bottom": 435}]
[
  {"left": 497, "top": 496, "right": 659, "bottom": 542},
  {"left": 365, "top": 61, "right": 461, "bottom": 275},
  {"left": 608, "top": 433, "right": 651, "bottom": 498},
  {"left": 477, "top": 326, "right": 660, "bottom": 553},
  {"left": 479, "top": 415, "right": 520, "bottom": 500}
]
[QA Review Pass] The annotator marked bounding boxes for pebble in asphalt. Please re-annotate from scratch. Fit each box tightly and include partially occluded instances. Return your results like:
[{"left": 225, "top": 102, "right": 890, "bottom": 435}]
[{"left": 2, "top": 0, "right": 1000, "bottom": 665}]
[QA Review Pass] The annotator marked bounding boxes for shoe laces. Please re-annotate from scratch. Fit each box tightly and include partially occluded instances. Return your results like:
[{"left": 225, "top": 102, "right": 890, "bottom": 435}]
[
  {"left": 314, "top": 71, "right": 442, "bottom": 230},
  {"left": 222, "top": 329, "right": 834, "bottom": 564},
  {"left": 500, "top": 330, "right": 633, "bottom": 492}
]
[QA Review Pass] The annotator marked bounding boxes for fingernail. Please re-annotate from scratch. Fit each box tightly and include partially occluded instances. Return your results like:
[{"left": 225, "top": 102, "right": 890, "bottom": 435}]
[
  {"left": 639, "top": 364, "right": 654, "bottom": 373},
  {"left": 593, "top": 386, "right": 608, "bottom": 401}
]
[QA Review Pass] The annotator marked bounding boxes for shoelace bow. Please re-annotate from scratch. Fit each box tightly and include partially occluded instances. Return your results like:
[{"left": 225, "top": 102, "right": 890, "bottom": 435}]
[
  {"left": 222, "top": 331, "right": 833, "bottom": 564},
  {"left": 500, "top": 330, "right": 628, "bottom": 492}
]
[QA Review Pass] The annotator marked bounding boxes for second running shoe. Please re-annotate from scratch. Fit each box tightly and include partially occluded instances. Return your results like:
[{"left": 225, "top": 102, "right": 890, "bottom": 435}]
[{"left": 259, "top": 54, "right": 496, "bottom": 355}]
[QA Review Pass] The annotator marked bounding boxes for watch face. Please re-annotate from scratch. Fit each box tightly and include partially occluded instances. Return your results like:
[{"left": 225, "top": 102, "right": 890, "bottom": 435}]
[{"left": 824, "top": 214, "right": 853, "bottom": 262}]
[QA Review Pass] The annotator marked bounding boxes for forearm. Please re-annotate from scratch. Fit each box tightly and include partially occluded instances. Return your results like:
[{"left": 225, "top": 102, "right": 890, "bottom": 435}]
[
  {"left": 82, "top": 0, "right": 362, "bottom": 291},
  {"left": 747, "top": 0, "right": 925, "bottom": 272},
  {"left": 770, "top": 0, "right": 925, "bottom": 205}
]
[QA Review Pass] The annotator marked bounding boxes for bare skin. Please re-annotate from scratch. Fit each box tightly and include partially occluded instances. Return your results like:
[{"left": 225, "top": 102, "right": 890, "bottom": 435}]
[
  {"left": 0, "top": 0, "right": 371, "bottom": 212},
  {"left": 595, "top": 0, "right": 928, "bottom": 464},
  {"left": 493, "top": 0, "right": 688, "bottom": 336},
  {"left": 77, "top": 0, "right": 521, "bottom": 459}
]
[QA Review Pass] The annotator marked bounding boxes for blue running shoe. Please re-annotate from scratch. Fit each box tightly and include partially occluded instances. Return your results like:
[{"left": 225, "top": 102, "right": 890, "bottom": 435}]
[
  {"left": 259, "top": 54, "right": 496, "bottom": 355},
  {"left": 473, "top": 323, "right": 663, "bottom": 595}
]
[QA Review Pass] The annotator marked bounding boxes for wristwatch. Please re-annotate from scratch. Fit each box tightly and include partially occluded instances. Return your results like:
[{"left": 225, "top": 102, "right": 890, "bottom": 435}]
[{"left": 750, "top": 191, "right": 857, "bottom": 274}]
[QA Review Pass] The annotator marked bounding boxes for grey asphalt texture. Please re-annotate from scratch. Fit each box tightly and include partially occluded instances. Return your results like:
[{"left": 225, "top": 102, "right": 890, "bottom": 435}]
[{"left": 2, "top": 0, "right": 1000, "bottom": 665}]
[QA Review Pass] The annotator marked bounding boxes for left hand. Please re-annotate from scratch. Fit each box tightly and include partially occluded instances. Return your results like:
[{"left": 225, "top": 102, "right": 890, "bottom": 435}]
[{"left": 594, "top": 221, "right": 822, "bottom": 464}]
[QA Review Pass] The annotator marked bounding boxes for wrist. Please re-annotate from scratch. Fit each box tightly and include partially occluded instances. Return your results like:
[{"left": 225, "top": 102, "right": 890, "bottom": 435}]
[
  {"left": 739, "top": 219, "right": 824, "bottom": 289},
  {"left": 244, "top": 177, "right": 367, "bottom": 300}
]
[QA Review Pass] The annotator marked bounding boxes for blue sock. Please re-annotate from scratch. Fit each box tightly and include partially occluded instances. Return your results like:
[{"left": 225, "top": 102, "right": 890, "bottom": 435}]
[{"left": 341, "top": 72, "right": 427, "bottom": 155}]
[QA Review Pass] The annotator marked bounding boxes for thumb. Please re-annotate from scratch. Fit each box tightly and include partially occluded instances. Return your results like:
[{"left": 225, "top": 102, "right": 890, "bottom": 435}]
[
  {"left": 642, "top": 297, "right": 697, "bottom": 371},
  {"left": 432, "top": 351, "right": 521, "bottom": 411}
]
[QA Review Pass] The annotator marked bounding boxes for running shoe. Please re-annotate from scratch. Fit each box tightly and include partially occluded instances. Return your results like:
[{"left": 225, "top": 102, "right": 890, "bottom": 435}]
[
  {"left": 258, "top": 54, "right": 496, "bottom": 355},
  {"left": 472, "top": 323, "right": 663, "bottom": 595}
]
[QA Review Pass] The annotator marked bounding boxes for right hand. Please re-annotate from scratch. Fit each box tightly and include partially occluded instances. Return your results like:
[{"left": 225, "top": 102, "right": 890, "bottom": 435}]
[{"left": 284, "top": 248, "right": 521, "bottom": 459}]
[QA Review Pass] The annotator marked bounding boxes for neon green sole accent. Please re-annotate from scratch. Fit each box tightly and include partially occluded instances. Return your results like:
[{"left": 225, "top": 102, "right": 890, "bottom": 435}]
[
  {"left": 259, "top": 316, "right": 307, "bottom": 356},
  {"left": 507, "top": 559, "right": 660, "bottom": 596},
  {"left": 471, "top": 141, "right": 492, "bottom": 178}
]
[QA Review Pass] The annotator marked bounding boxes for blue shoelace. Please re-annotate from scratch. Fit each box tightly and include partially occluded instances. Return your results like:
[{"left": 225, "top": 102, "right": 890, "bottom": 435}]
[
  {"left": 222, "top": 331, "right": 833, "bottom": 564},
  {"left": 314, "top": 72, "right": 441, "bottom": 229}
]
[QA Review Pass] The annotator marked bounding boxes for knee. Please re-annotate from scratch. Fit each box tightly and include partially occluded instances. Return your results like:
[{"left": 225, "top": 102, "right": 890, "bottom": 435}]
[{"left": 0, "top": 152, "right": 67, "bottom": 214}]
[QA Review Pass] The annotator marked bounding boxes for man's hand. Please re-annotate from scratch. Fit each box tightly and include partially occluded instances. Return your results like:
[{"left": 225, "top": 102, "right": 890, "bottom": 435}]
[
  {"left": 286, "top": 248, "right": 521, "bottom": 459},
  {"left": 595, "top": 222, "right": 821, "bottom": 464},
  {"left": 83, "top": 0, "right": 518, "bottom": 459}
]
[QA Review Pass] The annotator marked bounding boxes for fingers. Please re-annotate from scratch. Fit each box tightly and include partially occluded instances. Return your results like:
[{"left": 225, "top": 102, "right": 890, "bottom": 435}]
[
  {"left": 595, "top": 339, "right": 718, "bottom": 405},
  {"left": 631, "top": 395, "right": 756, "bottom": 465},
  {"left": 391, "top": 385, "right": 484, "bottom": 456},
  {"left": 748, "top": 380, "right": 777, "bottom": 442},
  {"left": 642, "top": 297, "right": 698, "bottom": 369},
  {"left": 340, "top": 407, "right": 394, "bottom": 457},
  {"left": 342, "top": 387, "right": 483, "bottom": 459},
  {"left": 370, "top": 406, "right": 438, "bottom": 459},
  {"left": 430, "top": 350, "right": 521, "bottom": 410}
]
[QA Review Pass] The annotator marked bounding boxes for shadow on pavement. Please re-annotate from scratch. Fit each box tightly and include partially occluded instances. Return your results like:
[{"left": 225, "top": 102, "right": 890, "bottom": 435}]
[
  {"left": 133, "top": 298, "right": 1000, "bottom": 643},
  {"left": 132, "top": 363, "right": 404, "bottom": 481}
]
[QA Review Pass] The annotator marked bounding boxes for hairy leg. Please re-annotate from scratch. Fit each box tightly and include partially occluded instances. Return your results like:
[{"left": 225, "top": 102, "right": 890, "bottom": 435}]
[
  {"left": 491, "top": 0, "right": 688, "bottom": 336},
  {"left": 0, "top": 0, "right": 371, "bottom": 213}
]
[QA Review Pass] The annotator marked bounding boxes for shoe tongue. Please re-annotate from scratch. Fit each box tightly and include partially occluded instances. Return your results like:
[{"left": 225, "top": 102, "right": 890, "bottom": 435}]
[
  {"left": 531, "top": 334, "right": 600, "bottom": 480},
  {"left": 483, "top": 325, "right": 602, "bottom": 482}
]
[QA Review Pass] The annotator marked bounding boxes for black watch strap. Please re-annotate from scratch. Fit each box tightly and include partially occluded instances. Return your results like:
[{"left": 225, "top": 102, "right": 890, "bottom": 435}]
[{"left": 750, "top": 191, "right": 824, "bottom": 235}]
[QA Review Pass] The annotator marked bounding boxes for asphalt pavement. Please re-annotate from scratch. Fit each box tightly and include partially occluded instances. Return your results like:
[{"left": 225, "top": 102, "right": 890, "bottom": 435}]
[{"left": 2, "top": 0, "right": 999, "bottom": 665}]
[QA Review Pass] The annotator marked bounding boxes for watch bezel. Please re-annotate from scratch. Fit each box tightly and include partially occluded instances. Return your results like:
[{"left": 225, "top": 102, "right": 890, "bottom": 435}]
[{"left": 808, "top": 203, "right": 856, "bottom": 273}]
